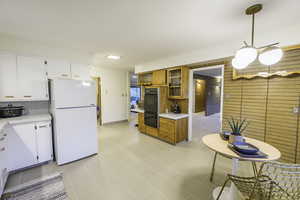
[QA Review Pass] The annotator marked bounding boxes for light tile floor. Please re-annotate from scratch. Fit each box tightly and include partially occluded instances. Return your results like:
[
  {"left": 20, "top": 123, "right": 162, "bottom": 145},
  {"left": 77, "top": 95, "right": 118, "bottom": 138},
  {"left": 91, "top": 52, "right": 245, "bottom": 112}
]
[{"left": 5, "top": 120, "right": 252, "bottom": 200}]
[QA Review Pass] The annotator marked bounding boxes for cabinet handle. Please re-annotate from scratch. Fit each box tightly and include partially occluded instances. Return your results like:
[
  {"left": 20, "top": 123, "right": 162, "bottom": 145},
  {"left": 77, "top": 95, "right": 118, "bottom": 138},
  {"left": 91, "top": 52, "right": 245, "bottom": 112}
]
[
  {"left": 0, "top": 137, "right": 4, "bottom": 141},
  {"left": 3, "top": 134, "right": 7, "bottom": 137},
  {"left": 0, "top": 147, "right": 5, "bottom": 152},
  {"left": 39, "top": 125, "right": 48, "bottom": 128},
  {"left": 5, "top": 96, "right": 14, "bottom": 98},
  {"left": 61, "top": 74, "right": 68, "bottom": 77},
  {"left": 24, "top": 95, "right": 32, "bottom": 98}
]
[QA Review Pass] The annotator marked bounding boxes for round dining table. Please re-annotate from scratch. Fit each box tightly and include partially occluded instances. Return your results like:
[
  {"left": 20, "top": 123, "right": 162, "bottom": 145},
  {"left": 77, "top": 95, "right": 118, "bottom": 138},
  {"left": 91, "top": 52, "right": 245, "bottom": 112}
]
[{"left": 202, "top": 134, "right": 281, "bottom": 200}]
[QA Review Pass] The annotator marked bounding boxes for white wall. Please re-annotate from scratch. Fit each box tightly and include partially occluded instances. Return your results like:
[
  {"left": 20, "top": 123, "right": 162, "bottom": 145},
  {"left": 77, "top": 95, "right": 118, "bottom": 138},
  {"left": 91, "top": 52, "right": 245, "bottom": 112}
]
[{"left": 90, "top": 67, "right": 129, "bottom": 124}]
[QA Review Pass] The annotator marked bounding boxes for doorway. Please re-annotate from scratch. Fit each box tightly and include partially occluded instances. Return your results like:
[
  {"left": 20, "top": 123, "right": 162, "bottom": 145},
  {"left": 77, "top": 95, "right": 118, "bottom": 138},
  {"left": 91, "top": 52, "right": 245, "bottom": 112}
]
[
  {"left": 188, "top": 65, "right": 224, "bottom": 141},
  {"left": 92, "top": 77, "right": 102, "bottom": 126}
]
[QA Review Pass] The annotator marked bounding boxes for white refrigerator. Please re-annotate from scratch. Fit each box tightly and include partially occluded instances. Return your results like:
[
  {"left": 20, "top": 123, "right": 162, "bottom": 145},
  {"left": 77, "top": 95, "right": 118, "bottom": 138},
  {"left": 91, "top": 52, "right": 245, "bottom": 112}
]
[{"left": 50, "top": 79, "right": 98, "bottom": 165}]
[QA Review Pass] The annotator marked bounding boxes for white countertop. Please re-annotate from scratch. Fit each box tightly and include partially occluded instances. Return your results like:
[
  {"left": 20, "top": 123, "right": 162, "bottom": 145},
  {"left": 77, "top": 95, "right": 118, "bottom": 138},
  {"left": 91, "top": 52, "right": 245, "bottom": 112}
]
[
  {"left": 131, "top": 108, "right": 144, "bottom": 113},
  {"left": 159, "top": 113, "right": 189, "bottom": 120},
  {"left": 0, "top": 114, "right": 52, "bottom": 131}
]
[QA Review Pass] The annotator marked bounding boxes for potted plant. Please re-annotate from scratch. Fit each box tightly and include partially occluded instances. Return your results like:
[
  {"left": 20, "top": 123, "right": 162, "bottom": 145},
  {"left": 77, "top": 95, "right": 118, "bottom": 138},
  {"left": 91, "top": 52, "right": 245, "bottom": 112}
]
[{"left": 227, "top": 117, "right": 249, "bottom": 144}]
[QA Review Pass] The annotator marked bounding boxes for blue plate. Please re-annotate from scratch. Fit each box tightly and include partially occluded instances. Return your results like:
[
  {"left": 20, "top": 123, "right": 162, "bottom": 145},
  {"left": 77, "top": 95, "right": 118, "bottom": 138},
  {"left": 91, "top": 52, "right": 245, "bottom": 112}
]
[{"left": 232, "top": 141, "right": 259, "bottom": 155}]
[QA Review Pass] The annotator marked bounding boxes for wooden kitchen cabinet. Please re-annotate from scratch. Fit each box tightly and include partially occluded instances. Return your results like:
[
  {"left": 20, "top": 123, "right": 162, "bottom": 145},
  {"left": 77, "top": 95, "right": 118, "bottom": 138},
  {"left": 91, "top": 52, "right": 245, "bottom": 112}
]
[
  {"left": 145, "top": 126, "right": 159, "bottom": 137},
  {"left": 159, "top": 117, "right": 188, "bottom": 144},
  {"left": 138, "top": 113, "right": 146, "bottom": 133},
  {"left": 138, "top": 72, "right": 152, "bottom": 86},
  {"left": 167, "top": 66, "right": 189, "bottom": 99},
  {"left": 46, "top": 59, "right": 71, "bottom": 79},
  {"left": 152, "top": 70, "right": 166, "bottom": 85}
]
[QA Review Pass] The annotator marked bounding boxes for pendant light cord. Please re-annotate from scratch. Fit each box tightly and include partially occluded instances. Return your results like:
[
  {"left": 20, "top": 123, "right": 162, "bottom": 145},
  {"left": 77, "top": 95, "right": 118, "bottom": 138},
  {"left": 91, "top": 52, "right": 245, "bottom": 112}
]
[{"left": 251, "top": 14, "right": 255, "bottom": 47}]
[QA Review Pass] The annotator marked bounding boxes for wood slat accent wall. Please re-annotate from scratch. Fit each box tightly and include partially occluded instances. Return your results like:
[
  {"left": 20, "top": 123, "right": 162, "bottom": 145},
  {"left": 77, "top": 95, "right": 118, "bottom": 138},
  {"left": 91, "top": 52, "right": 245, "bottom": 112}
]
[
  {"left": 223, "top": 62, "right": 300, "bottom": 163},
  {"left": 223, "top": 63, "right": 242, "bottom": 131}
]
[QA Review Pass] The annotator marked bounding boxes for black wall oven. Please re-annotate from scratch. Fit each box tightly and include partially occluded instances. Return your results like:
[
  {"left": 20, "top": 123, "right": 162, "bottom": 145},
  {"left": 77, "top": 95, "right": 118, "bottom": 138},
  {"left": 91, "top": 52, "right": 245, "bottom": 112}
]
[{"left": 144, "top": 88, "right": 159, "bottom": 128}]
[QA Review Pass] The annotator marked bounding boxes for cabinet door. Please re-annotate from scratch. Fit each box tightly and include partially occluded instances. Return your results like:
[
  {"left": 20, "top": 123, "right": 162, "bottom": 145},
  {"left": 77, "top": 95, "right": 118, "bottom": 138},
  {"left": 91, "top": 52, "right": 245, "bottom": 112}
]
[
  {"left": 9, "top": 123, "right": 38, "bottom": 171},
  {"left": 152, "top": 70, "right": 166, "bottom": 85},
  {"left": 36, "top": 121, "right": 53, "bottom": 163},
  {"left": 0, "top": 54, "right": 18, "bottom": 101},
  {"left": 71, "top": 64, "right": 91, "bottom": 80},
  {"left": 46, "top": 59, "right": 71, "bottom": 79},
  {"left": 138, "top": 113, "right": 146, "bottom": 133},
  {"left": 0, "top": 128, "right": 8, "bottom": 193},
  {"left": 159, "top": 118, "right": 175, "bottom": 144},
  {"left": 17, "top": 56, "right": 48, "bottom": 100}
]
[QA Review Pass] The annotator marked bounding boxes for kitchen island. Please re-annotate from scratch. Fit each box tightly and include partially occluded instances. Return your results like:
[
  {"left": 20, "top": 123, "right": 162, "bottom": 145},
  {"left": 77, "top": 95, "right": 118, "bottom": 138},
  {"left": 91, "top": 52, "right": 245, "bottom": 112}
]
[{"left": 136, "top": 109, "right": 188, "bottom": 145}]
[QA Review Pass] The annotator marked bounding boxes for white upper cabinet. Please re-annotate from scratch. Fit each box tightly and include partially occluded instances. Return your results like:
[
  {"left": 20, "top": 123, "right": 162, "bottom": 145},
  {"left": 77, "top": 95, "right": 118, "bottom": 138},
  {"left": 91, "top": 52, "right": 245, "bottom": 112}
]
[
  {"left": 46, "top": 59, "right": 71, "bottom": 79},
  {"left": 71, "top": 64, "right": 91, "bottom": 80},
  {"left": 0, "top": 54, "right": 18, "bottom": 101},
  {"left": 17, "top": 56, "right": 49, "bottom": 101}
]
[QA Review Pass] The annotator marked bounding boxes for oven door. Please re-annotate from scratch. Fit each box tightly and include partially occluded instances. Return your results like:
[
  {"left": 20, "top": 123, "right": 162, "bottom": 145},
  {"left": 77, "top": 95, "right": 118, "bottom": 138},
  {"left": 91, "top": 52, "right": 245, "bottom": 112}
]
[
  {"left": 144, "top": 94, "right": 158, "bottom": 113},
  {"left": 144, "top": 112, "right": 158, "bottom": 128}
]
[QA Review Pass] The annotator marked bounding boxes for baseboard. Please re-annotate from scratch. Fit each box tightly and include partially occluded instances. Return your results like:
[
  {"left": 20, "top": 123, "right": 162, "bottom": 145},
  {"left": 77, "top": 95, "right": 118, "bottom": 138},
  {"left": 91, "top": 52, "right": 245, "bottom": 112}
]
[{"left": 102, "top": 119, "right": 128, "bottom": 125}]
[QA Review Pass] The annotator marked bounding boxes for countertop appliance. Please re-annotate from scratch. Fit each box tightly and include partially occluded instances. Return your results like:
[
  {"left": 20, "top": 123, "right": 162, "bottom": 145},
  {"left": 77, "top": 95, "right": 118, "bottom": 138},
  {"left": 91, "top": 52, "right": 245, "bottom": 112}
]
[
  {"left": 0, "top": 104, "right": 24, "bottom": 118},
  {"left": 50, "top": 79, "right": 98, "bottom": 165},
  {"left": 171, "top": 102, "right": 181, "bottom": 114},
  {"left": 144, "top": 88, "right": 159, "bottom": 128}
]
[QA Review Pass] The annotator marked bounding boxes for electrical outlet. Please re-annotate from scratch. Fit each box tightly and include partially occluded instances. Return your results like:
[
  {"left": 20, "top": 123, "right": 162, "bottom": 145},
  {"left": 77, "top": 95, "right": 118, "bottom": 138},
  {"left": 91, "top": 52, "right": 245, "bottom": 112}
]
[{"left": 293, "top": 107, "right": 299, "bottom": 114}]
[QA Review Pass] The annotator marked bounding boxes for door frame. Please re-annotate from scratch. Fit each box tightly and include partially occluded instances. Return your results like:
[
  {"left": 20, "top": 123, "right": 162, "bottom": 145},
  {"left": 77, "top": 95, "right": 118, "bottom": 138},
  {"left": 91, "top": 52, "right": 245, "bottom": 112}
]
[
  {"left": 188, "top": 65, "right": 224, "bottom": 141},
  {"left": 92, "top": 76, "right": 102, "bottom": 126}
]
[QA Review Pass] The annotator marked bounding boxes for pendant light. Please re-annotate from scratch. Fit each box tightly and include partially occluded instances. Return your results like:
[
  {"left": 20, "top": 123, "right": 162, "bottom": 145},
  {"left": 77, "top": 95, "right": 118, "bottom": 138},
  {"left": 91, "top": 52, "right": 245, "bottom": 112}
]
[{"left": 232, "top": 4, "right": 283, "bottom": 69}]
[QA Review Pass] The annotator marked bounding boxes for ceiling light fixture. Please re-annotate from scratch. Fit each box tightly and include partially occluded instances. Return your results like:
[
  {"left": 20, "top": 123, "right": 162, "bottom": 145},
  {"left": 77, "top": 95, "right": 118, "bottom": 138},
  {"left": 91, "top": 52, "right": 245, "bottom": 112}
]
[
  {"left": 232, "top": 4, "right": 283, "bottom": 69},
  {"left": 107, "top": 55, "right": 120, "bottom": 60}
]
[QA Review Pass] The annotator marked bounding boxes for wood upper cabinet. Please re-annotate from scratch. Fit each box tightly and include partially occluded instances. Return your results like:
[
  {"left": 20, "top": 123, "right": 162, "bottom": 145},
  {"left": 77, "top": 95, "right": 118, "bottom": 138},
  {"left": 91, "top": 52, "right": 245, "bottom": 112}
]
[
  {"left": 46, "top": 59, "right": 71, "bottom": 79},
  {"left": 138, "top": 73, "right": 152, "bottom": 86},
  {"left": 152, "top": 70, "right": 166, "bottom": 85},
  {"left": 167, "top": 66, "right": 189, "bottom": 99}
]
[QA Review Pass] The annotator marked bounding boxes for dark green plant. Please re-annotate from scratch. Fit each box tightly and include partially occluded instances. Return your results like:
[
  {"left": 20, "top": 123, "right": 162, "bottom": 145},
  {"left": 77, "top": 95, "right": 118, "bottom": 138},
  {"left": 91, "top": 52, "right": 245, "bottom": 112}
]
[{"left": 227, "top": 117, "right": 249, "bottom": 136}]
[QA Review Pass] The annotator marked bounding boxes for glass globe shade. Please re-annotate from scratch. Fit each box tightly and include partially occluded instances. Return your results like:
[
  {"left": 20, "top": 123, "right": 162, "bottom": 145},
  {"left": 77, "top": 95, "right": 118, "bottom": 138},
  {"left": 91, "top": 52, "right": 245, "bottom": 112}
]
[
  {"left": 232, "top": 57, "right": 249, "bottom": 69},
  {"left": 258, "top": 46, "right": 283, "bottom": 66},
  {"left": 235, "top": 47, "right": 258, "bottom": 64}
]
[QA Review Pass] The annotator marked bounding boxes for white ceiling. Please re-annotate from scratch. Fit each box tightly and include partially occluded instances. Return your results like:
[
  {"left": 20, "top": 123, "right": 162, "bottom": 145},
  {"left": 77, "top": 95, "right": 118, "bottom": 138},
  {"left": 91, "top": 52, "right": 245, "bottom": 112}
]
[
  {"left": 194, "top": 68, "right": 222, "bottom": 78},
  {"left": 0, "top": 0, "right": 299, "bottom": 70}
]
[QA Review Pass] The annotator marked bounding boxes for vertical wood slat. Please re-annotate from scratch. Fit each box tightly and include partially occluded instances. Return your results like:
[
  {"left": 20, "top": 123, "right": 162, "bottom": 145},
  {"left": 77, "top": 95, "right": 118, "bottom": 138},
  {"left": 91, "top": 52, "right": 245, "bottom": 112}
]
[
  {"left": 265, "top": 76, "right": 300, "bottom": 163},
  {"left": 223, "top": 61, "right": 300, "bottom": 163},
  {"left": 241, "top": 78, "right": 267, "bottom": 141},
  {"left": 222, "top": 63, "right": 242, "bottom": 131}
]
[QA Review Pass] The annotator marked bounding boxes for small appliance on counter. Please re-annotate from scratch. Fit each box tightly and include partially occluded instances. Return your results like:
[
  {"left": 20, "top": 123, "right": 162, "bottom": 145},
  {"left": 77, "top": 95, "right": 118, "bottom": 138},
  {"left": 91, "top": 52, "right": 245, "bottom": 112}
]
[
  {"left": 171, "top": 102, "right": 181, "bottom": 114},
  {"left": 0, "top": 104, "right": 24, "bottom": 118}
]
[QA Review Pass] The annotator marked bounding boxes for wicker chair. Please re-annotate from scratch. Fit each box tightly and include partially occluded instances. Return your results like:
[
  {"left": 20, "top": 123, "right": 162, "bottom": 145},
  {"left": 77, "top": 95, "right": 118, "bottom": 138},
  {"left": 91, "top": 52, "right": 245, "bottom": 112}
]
[{"left": 217, "top": 161, "right": 300, "bottom": 200}]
